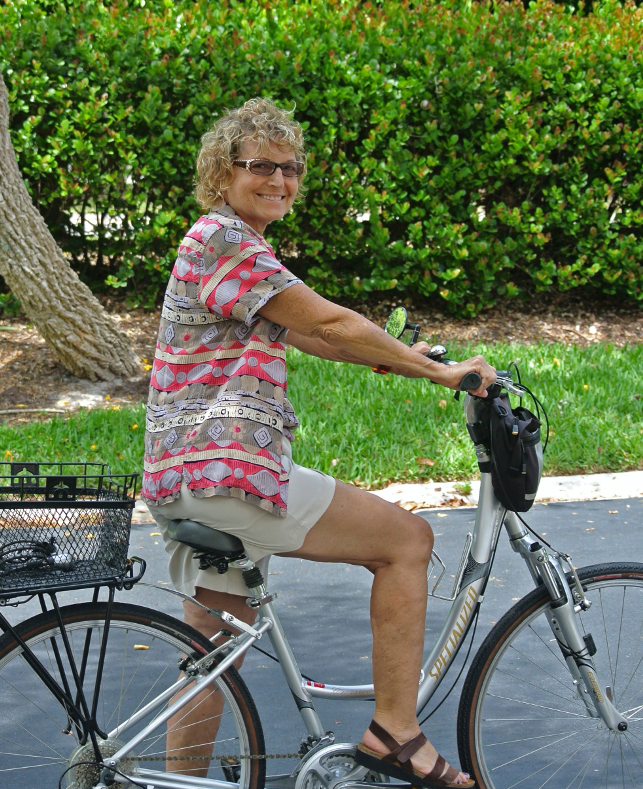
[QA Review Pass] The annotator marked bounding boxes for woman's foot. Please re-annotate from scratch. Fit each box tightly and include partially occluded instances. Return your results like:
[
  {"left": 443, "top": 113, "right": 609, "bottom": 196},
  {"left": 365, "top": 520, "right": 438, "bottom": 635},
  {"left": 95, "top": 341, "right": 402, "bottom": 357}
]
[{"left": 361, "top": 719, "right": 473, "bottom": 787}]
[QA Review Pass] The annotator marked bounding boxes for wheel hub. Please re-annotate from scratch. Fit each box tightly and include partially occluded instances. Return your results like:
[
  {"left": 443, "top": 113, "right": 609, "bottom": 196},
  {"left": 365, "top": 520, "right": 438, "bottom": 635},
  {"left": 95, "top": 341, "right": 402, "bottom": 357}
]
[{"left": 66, "top": 737, "right": 139, "bottom": 788}]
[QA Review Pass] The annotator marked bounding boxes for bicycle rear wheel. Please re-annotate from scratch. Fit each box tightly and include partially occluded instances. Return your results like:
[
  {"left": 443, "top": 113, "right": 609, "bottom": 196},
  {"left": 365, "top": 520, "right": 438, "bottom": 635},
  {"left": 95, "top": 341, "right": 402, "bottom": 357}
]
[
  {"left": 457, "top": 562, "right": 643, "bottom": 789},
  {"left": 0, "top": 601, "right": 265, "bottom": 789}
]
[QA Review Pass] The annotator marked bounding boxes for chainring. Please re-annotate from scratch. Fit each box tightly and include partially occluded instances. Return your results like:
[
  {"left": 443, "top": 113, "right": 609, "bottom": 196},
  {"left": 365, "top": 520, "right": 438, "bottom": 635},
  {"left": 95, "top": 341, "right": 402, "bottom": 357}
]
[{"left": 294, "top": 742, "right": 385, "bottom": 789}]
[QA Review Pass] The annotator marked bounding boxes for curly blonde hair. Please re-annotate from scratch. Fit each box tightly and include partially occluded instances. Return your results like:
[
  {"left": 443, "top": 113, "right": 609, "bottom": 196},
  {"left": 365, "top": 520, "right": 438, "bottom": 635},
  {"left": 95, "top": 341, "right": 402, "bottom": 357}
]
[{"left": 195, "top": 98, "right": 307, "bottom": 210}]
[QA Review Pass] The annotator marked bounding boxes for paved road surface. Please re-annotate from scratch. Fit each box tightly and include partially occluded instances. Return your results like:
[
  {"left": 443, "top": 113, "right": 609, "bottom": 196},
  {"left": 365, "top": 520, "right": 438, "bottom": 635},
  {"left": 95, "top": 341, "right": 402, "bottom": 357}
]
[{"left": 2, "top": 497, "right": 642, "bottom": 783}]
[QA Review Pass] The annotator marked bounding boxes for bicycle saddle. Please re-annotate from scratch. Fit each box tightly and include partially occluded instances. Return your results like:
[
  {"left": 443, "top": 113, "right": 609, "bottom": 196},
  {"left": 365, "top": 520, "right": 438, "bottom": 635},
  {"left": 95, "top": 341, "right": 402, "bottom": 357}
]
[{"left": 166, "top": 519, "right": 246, "bottom": 558}]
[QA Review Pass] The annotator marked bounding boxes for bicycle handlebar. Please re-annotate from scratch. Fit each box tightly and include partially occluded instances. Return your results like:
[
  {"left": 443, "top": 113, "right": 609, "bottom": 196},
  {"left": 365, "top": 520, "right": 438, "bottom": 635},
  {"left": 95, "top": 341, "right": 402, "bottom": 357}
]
[
  {"left": 457, "top": 371, "right": 524, "bottom": 398},
  {"left": 458, "top": 371, "right": 482, "bottom": 391},
  {"left": 438, "top": 357, "right": 520, "bottom": 397}
]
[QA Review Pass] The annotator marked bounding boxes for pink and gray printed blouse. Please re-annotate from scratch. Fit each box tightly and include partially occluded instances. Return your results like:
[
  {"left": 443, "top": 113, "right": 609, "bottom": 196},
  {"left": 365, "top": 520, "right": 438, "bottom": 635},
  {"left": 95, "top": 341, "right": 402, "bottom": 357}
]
[{"left": 142, "top": 204, "right": 302, "bottom": 517}]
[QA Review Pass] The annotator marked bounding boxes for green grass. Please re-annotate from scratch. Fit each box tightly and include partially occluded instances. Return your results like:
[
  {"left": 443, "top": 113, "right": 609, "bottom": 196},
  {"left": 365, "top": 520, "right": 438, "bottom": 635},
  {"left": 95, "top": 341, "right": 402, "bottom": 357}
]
[
  {"left": 2, "top": 342, "right": 642, "bottom": 489},
  {"left": 0, "top": 404, "right": 146, "bottom": 479}
]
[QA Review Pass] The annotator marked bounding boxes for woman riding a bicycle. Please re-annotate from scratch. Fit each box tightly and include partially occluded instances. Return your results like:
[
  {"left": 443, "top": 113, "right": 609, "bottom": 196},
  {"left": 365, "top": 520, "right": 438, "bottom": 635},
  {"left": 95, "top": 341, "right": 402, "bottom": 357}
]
[{"left": 142, "top": 97, "right": 496, "bottom": 788}]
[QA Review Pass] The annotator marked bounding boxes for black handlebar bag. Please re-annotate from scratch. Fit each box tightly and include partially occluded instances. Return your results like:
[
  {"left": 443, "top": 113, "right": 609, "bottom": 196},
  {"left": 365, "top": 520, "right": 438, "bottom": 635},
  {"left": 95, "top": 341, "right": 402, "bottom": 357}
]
[{"left": 489, "top": 393, "right": 543, "bottom": 512}]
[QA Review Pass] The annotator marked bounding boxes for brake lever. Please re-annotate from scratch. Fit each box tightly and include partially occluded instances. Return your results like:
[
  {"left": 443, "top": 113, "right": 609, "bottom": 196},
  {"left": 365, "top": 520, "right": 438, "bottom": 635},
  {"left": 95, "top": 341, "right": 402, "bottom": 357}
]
[{"left": 497, "top": 377, "right": 524, "bottom": 397}]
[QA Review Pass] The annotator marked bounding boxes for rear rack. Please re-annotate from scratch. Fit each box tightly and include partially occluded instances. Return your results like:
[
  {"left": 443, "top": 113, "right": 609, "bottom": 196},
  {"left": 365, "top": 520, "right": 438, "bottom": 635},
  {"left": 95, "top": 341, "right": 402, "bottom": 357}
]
[{"left": 0, "top": 462, "right": 138, "bottom": 600}]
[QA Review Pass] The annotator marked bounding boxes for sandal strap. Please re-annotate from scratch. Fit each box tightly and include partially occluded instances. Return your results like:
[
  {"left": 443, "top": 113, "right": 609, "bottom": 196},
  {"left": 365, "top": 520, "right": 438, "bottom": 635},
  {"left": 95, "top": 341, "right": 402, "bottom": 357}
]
[
  {"left": 367, "top": 720, "right": 401, "bottom": 754},
  {"left": 368, "top": 720, "right": 428, "bottom": 768},
  {"left": 396, "top": 731, "right": 428, "bottom": 766},
  {"left": 424, "top": 754, "right": 447, "bottom": 783},
  {"left": 423, "top": 753, "right": 460, "bottom": 785},
  {"left": 365, "top": 721, "right": 467, "bottom": 788}
]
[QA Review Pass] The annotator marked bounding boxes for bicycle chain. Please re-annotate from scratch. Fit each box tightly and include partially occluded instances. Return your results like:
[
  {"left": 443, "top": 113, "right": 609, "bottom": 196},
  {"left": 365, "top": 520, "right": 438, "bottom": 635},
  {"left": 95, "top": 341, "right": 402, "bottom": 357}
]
[{"left": 143, "top": 753, "right": 302, "bottom": 761}]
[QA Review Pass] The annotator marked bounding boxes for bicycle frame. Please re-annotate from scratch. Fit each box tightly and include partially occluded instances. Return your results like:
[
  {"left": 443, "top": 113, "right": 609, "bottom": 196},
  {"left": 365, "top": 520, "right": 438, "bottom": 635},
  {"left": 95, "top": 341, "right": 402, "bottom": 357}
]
[
  {"left": 0, "top": 392, "right": 629, "bottom": 789},
  {"left": 246, "top": 393, "right": 626, "bottom": 733},
  {"left": 94, "top": 392, "right": 628, "bottom": 789}
]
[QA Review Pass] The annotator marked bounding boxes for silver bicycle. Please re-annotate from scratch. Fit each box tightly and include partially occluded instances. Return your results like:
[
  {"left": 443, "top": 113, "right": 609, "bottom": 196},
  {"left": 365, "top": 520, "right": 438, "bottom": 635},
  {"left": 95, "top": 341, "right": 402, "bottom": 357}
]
[{"left": 1, "top": 313, "right": 642, "bottom": 789}]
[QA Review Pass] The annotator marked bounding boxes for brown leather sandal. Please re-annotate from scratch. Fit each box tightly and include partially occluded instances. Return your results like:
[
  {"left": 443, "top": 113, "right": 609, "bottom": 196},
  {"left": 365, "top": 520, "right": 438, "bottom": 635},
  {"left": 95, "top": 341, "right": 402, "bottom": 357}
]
[{"left": 354, "top": 720, "right": 475, "bottom": 788}]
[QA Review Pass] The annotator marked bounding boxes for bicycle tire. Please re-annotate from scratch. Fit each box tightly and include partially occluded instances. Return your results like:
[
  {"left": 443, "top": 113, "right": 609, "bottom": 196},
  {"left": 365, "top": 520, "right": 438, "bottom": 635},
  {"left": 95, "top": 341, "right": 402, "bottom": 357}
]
[
  {"left": 457, "top": 561, "right": 643, "bottom": 789},
  {"left": 0, "top": 601, "right": 265, "bottom": 789}
]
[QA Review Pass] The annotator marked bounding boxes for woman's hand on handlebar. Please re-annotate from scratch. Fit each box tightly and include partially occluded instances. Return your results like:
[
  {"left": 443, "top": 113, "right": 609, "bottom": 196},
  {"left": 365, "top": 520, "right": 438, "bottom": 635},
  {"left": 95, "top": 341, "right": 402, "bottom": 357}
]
[
  {"left": 442, "top": 355, "right": 496, "bottom": 397},
  {"left": 410, "top": 340, "right": 432, "bottom": 356},
  {"left": 394, "top": 343, "right": 495, "bottom": 395},
  {"left": 451, "top": 357, "right": 497, "bottom": 397}
]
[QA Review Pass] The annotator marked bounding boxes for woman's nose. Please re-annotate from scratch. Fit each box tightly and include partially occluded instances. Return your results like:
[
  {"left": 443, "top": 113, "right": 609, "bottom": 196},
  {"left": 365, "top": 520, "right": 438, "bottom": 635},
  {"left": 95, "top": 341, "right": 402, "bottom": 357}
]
[{"left": 267, "top": 167, "right": 285, "bottom": 186}]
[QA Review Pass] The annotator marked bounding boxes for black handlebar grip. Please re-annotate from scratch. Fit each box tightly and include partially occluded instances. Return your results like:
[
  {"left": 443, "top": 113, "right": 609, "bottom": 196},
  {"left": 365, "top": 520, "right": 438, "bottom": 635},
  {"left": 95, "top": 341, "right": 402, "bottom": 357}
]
[{"left": 459, "top": 371, "right": 482, "bottom": 391}]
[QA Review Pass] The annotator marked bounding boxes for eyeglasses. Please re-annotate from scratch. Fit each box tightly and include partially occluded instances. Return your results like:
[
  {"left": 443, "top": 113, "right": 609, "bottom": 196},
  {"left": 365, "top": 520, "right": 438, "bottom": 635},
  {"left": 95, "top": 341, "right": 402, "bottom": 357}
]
[{"left": 233, "top": 159, "right": 305, "bottom": 178}]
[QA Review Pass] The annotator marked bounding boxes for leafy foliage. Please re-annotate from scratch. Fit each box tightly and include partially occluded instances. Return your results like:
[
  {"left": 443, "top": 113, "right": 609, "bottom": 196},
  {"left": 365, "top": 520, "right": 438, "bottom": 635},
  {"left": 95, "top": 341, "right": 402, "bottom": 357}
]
[
  {"left": 2, "top": 341, "right": 642, "bottom": 483},
  {"left": 2, "top": 0, "right": 643, "bottom": 313},
  {"left": 0, "top": 291, "right": 21, "bottom": 316}
]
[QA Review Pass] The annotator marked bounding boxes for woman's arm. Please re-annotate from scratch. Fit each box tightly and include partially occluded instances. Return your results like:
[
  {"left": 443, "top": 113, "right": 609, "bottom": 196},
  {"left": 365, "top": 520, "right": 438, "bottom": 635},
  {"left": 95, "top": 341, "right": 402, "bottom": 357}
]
[
  {"left": 286, "top": 330, "right": 375, "bottom": 365},
  {"left": 259, "top": 283, "right": 496, "bottom": 395},
  {"left": 287, "top": 330, "right": 438, "bottom": 378}
]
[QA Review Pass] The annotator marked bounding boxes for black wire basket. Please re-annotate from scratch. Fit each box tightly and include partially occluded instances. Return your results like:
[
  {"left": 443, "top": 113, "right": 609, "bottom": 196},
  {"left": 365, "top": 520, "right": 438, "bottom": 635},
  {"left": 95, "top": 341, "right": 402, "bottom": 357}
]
[{"left": 0, "top": 462, "right": 138, "bottom": 600}]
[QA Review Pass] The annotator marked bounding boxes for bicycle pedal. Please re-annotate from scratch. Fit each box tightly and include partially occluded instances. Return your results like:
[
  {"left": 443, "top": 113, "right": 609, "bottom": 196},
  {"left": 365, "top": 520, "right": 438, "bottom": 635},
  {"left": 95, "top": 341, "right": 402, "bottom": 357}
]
[{"left": 221, "top": 756, "right": 241, "bottom": 782}]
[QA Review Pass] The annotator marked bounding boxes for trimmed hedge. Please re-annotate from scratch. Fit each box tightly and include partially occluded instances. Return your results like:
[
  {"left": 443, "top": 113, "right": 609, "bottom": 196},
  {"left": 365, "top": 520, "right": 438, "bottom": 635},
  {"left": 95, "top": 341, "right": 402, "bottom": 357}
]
[{"left": 2, "top": 0, "right": 643, "bottom": 314}]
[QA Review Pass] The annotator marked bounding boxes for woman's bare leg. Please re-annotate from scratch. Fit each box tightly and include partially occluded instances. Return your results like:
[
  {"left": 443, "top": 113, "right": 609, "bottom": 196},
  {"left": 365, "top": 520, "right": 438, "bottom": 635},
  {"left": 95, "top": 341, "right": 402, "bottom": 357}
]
[
  {"left": 166, "top": 588, "right": 255, "bottom": 777},
  {"left": 279, "top": 480, "right": 470, "bottom": 785}
]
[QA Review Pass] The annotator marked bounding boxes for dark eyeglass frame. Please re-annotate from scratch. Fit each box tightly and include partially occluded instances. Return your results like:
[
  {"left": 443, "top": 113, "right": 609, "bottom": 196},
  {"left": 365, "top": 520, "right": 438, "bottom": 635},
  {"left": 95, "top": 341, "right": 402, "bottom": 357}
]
[{"left": 233, "top": 158, "right": 305, "bottom": 177}]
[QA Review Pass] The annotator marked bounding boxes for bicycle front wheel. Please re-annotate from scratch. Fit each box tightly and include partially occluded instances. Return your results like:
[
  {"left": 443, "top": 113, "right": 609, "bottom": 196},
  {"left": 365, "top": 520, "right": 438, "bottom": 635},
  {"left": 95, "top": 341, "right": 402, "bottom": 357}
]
[
  {"left": 458, "top": 562, "right": 643, "bottom": 789},
  {"left": 0, "top": 601, "right": 265, "bottom": 789}
]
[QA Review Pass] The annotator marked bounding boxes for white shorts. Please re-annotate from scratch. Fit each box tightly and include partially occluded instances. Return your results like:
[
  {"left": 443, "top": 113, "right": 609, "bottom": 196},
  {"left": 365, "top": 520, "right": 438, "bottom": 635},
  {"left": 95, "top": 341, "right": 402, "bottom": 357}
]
[{"left": 148, "top": 444, "right": 336, "bottom": 597}]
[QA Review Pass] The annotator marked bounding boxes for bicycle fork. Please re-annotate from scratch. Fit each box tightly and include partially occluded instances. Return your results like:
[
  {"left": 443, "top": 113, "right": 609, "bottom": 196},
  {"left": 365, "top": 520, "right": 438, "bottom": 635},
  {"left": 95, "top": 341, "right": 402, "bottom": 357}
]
[{"left": 505, "top": 512, "right": 629, "bottom": 733}]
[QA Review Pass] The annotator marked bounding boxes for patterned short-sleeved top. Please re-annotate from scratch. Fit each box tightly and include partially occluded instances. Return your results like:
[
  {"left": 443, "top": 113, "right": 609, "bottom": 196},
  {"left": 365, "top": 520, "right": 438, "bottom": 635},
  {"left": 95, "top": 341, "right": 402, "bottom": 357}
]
[{"left": 142, "top": 204, "right": 302, "bottom": 517}]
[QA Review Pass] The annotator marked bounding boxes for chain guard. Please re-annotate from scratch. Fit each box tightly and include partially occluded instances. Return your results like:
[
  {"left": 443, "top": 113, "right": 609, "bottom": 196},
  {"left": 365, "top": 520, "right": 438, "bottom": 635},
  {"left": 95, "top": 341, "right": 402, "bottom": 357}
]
[{"left": 294, "top": 742, "right": 385, "bottom": 789}]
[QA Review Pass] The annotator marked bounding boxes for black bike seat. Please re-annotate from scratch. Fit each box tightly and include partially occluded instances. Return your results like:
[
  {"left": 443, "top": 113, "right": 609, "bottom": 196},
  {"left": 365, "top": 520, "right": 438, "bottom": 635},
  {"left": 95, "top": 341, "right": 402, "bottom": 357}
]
[{"left": 166, "top": 519, "right": 245, "bottom": 558}]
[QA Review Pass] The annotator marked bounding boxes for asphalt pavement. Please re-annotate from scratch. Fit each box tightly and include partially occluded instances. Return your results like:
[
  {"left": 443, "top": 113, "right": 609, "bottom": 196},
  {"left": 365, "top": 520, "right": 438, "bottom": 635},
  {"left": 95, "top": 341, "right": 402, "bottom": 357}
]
[{"left": 4, "top": 495, "right": 643, "bottom": 778}]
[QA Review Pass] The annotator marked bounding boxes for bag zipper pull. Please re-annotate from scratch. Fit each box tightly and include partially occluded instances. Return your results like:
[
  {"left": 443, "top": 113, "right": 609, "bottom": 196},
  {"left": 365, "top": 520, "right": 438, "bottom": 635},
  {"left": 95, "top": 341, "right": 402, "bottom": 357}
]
[{"left": 512, "top": 416, "right": 519, "bottom": 436}]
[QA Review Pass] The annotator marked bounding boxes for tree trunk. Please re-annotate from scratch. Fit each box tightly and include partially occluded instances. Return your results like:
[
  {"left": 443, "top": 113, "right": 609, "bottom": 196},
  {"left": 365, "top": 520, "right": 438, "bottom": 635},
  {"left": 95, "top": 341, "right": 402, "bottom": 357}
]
[{"left": 0, "top": 70, "right": 141, "bottom": 382}]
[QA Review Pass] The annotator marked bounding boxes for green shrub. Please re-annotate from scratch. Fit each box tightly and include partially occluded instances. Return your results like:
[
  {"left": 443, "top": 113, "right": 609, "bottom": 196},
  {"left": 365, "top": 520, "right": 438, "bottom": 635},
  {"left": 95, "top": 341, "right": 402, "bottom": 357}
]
[
  {"left": 0, "top": 290, "right": 21, "bottom": 316},
  {"left": 2, "top": 0, "right": 643, "bottom": 313}
]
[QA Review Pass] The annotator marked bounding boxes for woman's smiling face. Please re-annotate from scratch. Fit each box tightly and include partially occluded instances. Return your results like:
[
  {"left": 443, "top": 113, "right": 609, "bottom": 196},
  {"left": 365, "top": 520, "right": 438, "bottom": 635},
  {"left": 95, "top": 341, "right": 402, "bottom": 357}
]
[{"left": 224, "top": 139, "right": 300, "bottom": 235}]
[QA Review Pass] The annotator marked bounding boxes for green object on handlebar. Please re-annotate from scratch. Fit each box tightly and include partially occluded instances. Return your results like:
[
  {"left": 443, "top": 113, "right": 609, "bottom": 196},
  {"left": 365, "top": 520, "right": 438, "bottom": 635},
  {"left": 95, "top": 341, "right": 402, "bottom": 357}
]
[
  {"left": 384, "top": 307, "right": 420, "bottom": 344},
  {"left": 384, "top": 307, "right": 407, "bottom": 338}
]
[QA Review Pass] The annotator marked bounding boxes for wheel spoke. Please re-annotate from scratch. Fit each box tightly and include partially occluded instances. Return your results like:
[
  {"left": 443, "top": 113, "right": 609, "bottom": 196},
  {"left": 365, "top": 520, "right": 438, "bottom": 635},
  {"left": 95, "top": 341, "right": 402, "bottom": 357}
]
[
  {"left": 460, "top": 565, "right": 643, "bottom": 789},
  {"left": 490, "top": 664, "right": 580, "bottom": 706},
  {"left": 0, "top": 761, "right": 67, "bottom": 773},
  {"left": 499, "top": 727, "right": 607, "bottom": 789},
  {"left": 484, "top": 692, "right": 588, "bottom": 718},
  {"left": 0, "top": 603, "right": 264, "bottom": 788},
  {"left": 616, "top": 594, "right": 643, "bottom": 708},
  {"left": 489, "top": 728, "right": 597, "bottom": 772},
  {"left": 561, "top": 731, "right": 616, "bottom": 789},
  {"left": 616, "top": 735, "right": 637, "bottom": 789},
  {"left": 0, "top": 676, "right": 69, "bottom": 759},
  {"left": 525, "top": 622, "right": 570, "bottom": 672},
  {"left": 140, "top": 693, "right": 230, "bottom": 757},
  {"left": 485, "top": 727, "right": 599, "bottom": 749}
]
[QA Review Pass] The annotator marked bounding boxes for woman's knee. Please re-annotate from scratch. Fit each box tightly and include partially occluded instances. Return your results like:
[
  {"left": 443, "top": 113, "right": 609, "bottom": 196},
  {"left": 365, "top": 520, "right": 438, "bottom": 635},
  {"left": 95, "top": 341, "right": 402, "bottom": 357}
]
[
  {"left": 361, "top": 504, "right": 434, "bottom": 568},
  {"left": 397, "top": 512, "right": 434, "bottom": 565}
]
